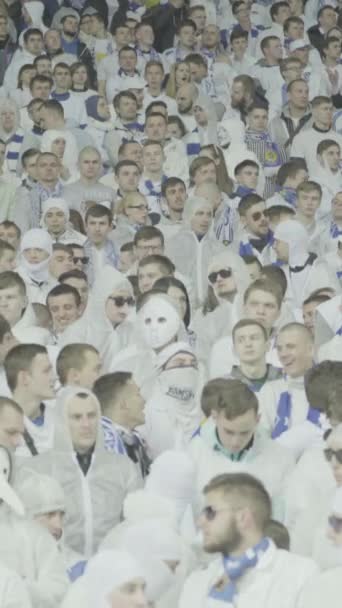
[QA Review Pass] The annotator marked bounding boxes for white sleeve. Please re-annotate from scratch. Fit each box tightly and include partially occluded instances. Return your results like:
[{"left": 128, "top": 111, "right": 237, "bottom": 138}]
[
  {"left": 0, "top": 567, "right": 32, "bottom": 608},
  {"left": 27, "top": 525, "right": 69, "bottom": 608}
]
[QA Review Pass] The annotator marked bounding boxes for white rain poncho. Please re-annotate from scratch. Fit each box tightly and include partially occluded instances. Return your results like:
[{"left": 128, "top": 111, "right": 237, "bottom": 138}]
[
  {"left": 15, "top": 471, "right": 86, "bottom": 580},
  {"left": 192, "top": 93, "right": 219, "bottom": 146},
  {"left": 0, "top": 446, "right": 69, "bottom": 607},
  {"left": 41, "top": 130, "right": 79, "bottom": 182},
  {"left": 40, "top": 197, "right": 86, "bottom": 246},
  {"left": 143, "top": 341, "right": 202, "bottom": 457},
  {"left": 62, "top": 549, "right": 147, "bottom": 608},
  {"left": 192, "top": 249, "right": 251, "bottom": 364},
  {"left": 274, "top": 220, "right": 340, "bottom": 306},
  {"left": 19, "top": 386, "right": 141, "bottom": 557},
  {"left": 166, "top": 197, "right": 225, "bottom": 306},
  {"left": 61, "top": 265, "right": 135, "bottom": 371},
  {"left": 16, "top": 228, "right": 56, "bottom": 304}
]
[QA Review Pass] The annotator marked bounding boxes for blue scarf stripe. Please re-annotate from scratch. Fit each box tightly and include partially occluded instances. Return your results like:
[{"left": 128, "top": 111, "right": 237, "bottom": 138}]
[{"left": 272, "top": 390, "right": 323, "bottom": 439}]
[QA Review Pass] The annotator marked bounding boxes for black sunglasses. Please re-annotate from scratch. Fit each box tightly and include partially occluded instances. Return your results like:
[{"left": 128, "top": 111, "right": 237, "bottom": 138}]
[
  {"left": 108, "top": 296, "right": 135, "bottom": 307},
  {"left": 324, "top": 448, "right": 342, "bottom": 464},
  {"left": 73, "top": 256, "right": 89, "bottom": 265},
  {"left": 251, "top": 211, "right": 266, "bottom": 222},
  {"left": 208, "top": 268, "right": 232, "bottom": 284}
]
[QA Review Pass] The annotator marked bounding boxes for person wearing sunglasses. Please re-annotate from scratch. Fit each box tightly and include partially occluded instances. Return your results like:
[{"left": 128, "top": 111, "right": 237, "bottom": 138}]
[
  {"left": 192, "top": 250, "right": 250, "bottom": 365},
  {"left": 68, "top": 244, "right": 89, "bottom": 272},
  {"left": 179, "top": 472, "right": 317, "bottom": 608},
  {"left": 237, "top": 193, "right": 274, "bottom": 263},
  {"left": 189, "top": 378, "right": 294, "bottom": 510},
  {"left": 114, "top": 192, "right": 151, "bottom": 250}
]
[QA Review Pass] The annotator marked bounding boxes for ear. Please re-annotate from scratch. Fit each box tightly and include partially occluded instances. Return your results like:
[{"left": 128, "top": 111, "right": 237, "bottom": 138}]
[{"left": 235, "top": 506, "right": 254, "bottom": 531}]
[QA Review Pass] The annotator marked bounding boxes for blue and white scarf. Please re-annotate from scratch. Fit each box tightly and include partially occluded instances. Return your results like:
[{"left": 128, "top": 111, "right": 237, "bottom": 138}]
[
  {"left": 331, "top": 222, "right": 342, "bottom": 238},
  {"left": 276, "top": 186, "right": 297, "bottom": 208},
  {"left": 271, "top": 390, "right": 322, "bottom": 439},
  {"left": 209, "top": 537, "right": 270, "bottom": 603}
]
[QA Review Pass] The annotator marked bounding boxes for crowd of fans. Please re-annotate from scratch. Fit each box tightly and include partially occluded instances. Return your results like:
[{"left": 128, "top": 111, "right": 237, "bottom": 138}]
[{"left": 0, "top": 0, "right": 341, "bottom": 606}]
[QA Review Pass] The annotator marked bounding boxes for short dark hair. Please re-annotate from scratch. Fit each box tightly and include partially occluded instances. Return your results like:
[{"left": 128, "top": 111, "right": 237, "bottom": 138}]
[
  {"left": 56, "top": 343, "right": 99, "bottom": 385},
  {"left": 317, "top": 138, "right": 341, "bottom": 156},
  {"left": 207, "top": 378, "right": 259, "bottom": 419},
  {"left": 0, "top": 271, "right": 26, "bottom": 296},
  {"left": 270, "top": 1, "right": 290, "bottom": 21},
  {"left": 59, "top": 269, "right": 88, "bottom": 283},
  {"left": 276, "top": 159, "right": 307, "bottom": 186},
  {"left": 0, "top": 221, "right": 21, "bottom": 239},
  {"left": 138, "top": 254, "right": 175, "bottom": 274},
  {"left": 233, "top": 319, "right": 268, "bottom": 342},
  {"left": 85, "top": 204, "right": 113, "bottom": 225},
  {"left": 23, "top": 28, "right": 43, "bottom": 43},
  {"left": 133, "top": 226, "right": 164, "bottom": 247},
  {"left": 162, "top": 176, "right": 186, "bottom": 198},
  {"left": 113, "top": 90, "right": 137, "bottom": 111},
  {"left": 260, "top": 35, "right": 280, "bottom": 53},
  {"left": 0, "top": 239, "right": 15, "bottom": 259},
  {"left": 244, "top": 278, "right": 283, "bottom": 309},
  {"left": 234, "top": 160, "right": 259, "bottom": 176},
  {"left": 41, "top": 99, "right": 64, "bottom": 117},
  {"left": 304, "top": 361, "right": 342, "bottom": 411},
  {"left": 260, "top": 265, "right": 288, "bottom": 298},
  {"left": 47, "top": 283, "right": 81, "bottom": 308},
  {"left": 264, "top": 519, "right": 290, "bottom": 550},
  {"left": 238, "top": 194, "right": 264, "bottom": 216},
  {"left": 4, "top": 344, "right": 47, "bottom": 391},
  {"left": 93, "top": 371, "right": 132, "bottom": 416},
  {"left": 154, "top": 276, "right": 191, "bottom": 327},
  {"left": 21, "top": 147, "right": 40, "bottom": 168},
  {"left": 230, "top": 29, "right": 248, "bottom": 43},
  {"left": 114, "top": 160, "right": 140, "bottom": 176},
  {"left": 203, "top": 472, "right": 272, "bottom": 530}
]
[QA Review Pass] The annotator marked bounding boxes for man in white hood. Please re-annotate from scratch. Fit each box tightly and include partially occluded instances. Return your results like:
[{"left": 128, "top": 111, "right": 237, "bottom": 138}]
[
  {"left": 16, "top": 471, "right": 87, "bottom": 582},
  {"left": 20, "top": 386, "right": 141, "bottom": 557},
  {"left": 179, "top": 472, "right": 317, "bottom": 608},
  {"left": 0, "top": 444, "right": 69, "bottom": 607},
  {"left": 16, "top": 228, "right": 57, "bottom": 305},
  {"left": 41, "top": 197, "right": 86, "bottom": 246}
]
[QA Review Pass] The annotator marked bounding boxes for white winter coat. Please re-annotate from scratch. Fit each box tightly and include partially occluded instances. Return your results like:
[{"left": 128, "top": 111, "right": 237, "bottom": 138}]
[{"left": 178, "top": 541, "right": 318, "bottom": 608}]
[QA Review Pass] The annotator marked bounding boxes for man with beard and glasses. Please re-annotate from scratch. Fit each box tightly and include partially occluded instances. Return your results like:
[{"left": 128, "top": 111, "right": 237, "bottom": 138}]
[
  {"left": 236, "top": 194, "right": 274, "bottom": 263},
  {"left": 179, "top": 472, "right": 317, "bottom": 607}
]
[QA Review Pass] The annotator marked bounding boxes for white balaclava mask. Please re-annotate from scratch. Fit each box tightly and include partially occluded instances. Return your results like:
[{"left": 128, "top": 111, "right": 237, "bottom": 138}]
[
  {"left": 20, "top": 228, "right": 53, "bottom": 282},
  {"left": 156, "top": 341, "right": 198, "bottom": 403},
  {"left": 0, "top": 446, "right": 25, "bottom": 516},
  {"left": 274, "top": 219, "right": 310, "bottom": 267},
  {"left": 139, "top": 295, "right": 181, "bottom": 350}
]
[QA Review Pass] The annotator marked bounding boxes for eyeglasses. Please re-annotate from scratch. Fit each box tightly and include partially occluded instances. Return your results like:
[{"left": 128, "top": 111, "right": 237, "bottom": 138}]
[
  {"left": 328, "top": 514, "right": 342, "bottom": 532},
  {"left": 128, "top": 205, "right": 148, "bottom": 211},
  {"left": 201, "top": 506, "right": 231, "bottom": 521},
  {"left": 108, "top": 296, "right": 135, "bottom": 307},
  {"left": 251, "top": 211, "right": 267, "bottom": 222},
  {"left": 72, "top": 256, "right": 89, "bottom": 265},
  {"left": 208, "top": 268, "right": 232, "bottom": 284},
  {"left": 324, "top": 448, "right": 342, "bottom": 464}
]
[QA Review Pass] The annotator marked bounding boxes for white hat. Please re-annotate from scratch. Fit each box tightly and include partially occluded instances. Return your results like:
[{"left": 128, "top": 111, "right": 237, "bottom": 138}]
[
  {"left": 41, "top": 197, "right": 70, "bottom": 223},
  {"left": 289, "top": 39, "right": 311, "bottom": 52},
  {"left": 145, "top": 450, "right": 195, "bottom": 503}
]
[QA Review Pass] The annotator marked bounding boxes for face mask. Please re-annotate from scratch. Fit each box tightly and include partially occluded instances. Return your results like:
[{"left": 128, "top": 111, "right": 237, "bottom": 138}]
[
  {"left": 159, "top": 366, "right": 198, "bottom": 402},
  {"left": 140, "top": 298, "right": 180, "bottom": 349},
  {"left": 21, "top": 256, "right": 50, "bottom": 282}
]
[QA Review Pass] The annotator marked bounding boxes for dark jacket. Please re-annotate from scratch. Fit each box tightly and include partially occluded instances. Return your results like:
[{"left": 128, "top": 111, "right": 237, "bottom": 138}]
[
  {"left": 0, "top": 37, "right": 17, "bottom": 86},
  {"left": 307, "top": 24, "right": 325, "bottom": 53}
]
